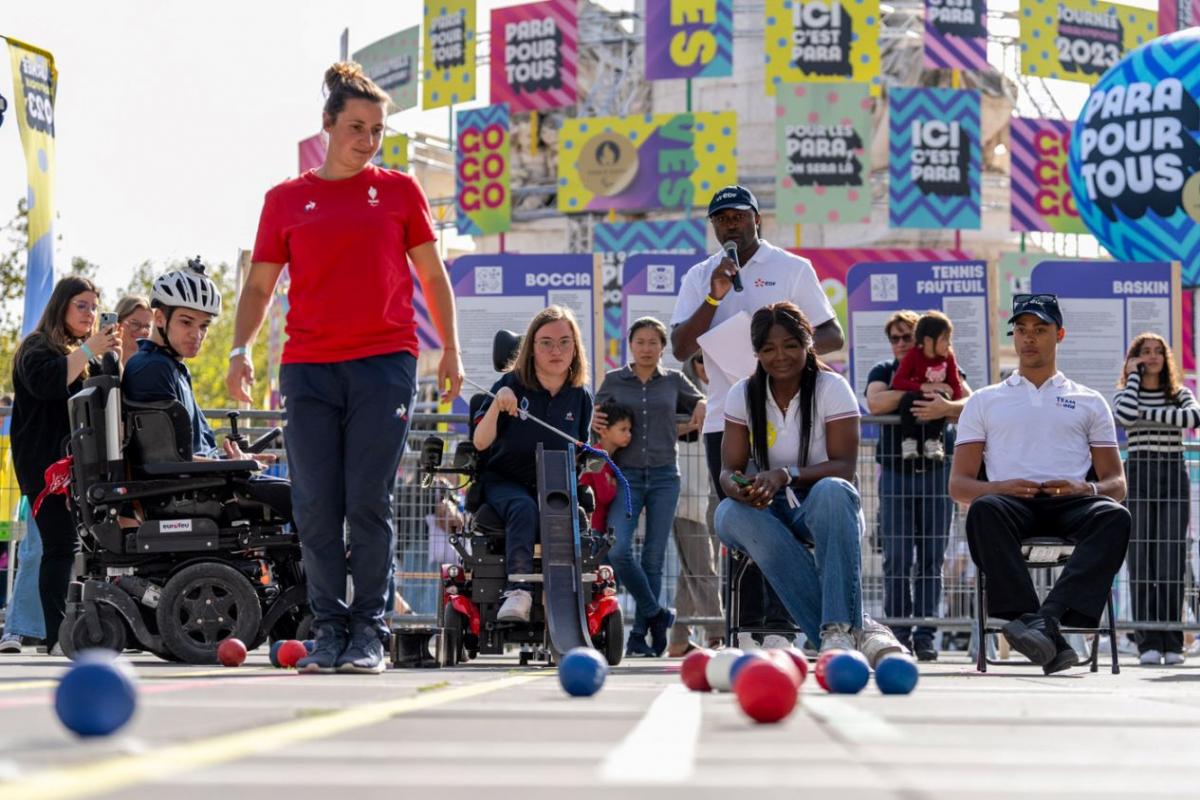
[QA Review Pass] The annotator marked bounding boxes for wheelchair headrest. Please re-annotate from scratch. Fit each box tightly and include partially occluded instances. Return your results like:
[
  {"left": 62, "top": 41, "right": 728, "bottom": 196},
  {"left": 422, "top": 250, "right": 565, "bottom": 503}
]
[{"left": 493, "top": 329, "right": 520, "bottom": 373}]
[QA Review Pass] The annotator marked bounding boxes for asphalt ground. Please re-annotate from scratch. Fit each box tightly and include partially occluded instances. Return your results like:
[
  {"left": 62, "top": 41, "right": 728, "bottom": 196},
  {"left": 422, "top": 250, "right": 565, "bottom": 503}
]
[{"left": 0, "top": 648, "right": 1197, "bottom": 799}]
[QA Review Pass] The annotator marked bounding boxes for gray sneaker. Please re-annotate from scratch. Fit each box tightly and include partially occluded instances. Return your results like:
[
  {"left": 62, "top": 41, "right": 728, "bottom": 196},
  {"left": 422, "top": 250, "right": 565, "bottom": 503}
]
[
  {"left": 856, "top": 615, "right": 907, "bottom": 668},
  {"left": 0, "top": 636, "right": 23, "bottom": 654},
  {"left": 820, "top": 623, "right": 855, "bottom": 653},
  {"left": 298, "top": 626, "right": 349, "bottom": 674},
  {"left": 336, "top": 625, "right": 387, "bottom": 674}
]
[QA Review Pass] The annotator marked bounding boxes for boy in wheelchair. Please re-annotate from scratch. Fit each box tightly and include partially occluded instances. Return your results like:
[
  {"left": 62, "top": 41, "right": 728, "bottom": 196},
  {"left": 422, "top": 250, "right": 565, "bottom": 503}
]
[{"left": 58, "top": 261, "right": 306, "bottom": 663}]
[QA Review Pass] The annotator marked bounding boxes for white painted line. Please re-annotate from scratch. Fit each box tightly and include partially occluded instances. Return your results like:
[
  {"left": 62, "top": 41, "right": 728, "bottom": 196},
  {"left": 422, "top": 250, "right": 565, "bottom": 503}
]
[
  {"left": 803, "top": 695, "right": 902, "bottom": 742},
  {"left": 598, "top": 685, "right": 701, "bottom": 784}
]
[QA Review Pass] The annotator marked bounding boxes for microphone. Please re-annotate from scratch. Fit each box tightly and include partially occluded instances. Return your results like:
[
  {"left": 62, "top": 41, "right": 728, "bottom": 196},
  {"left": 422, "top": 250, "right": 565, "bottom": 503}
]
[{"left": 723, "top": 240, "right": 744, "bottom": 293}]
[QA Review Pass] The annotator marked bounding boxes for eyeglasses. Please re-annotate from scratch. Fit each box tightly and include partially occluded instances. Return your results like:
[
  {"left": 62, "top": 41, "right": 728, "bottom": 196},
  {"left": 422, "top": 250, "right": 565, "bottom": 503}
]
[
  {"left": 535, "top": 337, "right": 575, "bottom": 353},
  {"left": 123, "top": 319, "right": 152, "bottom": 333},
  {"left": 1012, "top": 293, "right": 1058, "bottom": 310},
  {"left": 888, "top": 333, "right": 914, "bottom": 344},
  {"left": 72, "top": 301, "right": 98, "bottom": 314}
]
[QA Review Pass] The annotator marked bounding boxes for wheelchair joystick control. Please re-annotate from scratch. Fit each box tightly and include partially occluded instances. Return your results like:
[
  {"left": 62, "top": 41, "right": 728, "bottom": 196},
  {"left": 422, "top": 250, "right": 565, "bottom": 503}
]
[{"left": 226, "top": 411, "right": 249, "bottom": 449}]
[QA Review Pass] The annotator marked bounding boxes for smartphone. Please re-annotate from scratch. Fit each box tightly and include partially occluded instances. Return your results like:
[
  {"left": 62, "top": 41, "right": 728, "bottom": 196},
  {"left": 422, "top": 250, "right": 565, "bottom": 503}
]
[
  {"left": 730, "top": 472, "right": 752, "bottom": 487},
  {"left": 100, "top": 311, "right": 119, "bottom": 331}
]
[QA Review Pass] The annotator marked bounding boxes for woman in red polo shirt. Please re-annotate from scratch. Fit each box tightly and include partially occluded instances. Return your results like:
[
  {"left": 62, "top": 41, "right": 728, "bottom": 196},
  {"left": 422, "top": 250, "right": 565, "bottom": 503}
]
[{"left": 226, "top": 62, "right": 463, "bottom": 674}]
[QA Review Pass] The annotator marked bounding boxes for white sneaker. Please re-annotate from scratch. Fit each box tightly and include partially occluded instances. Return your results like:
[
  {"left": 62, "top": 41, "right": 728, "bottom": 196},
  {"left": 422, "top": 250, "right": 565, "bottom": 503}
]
[
  {"left": 1164, "top": 651, "right": 1186, "bottom": 666},
  {"left": 736, "top": 632, "right": 761, "bottom": 650},
  {"left": 496, "top": 589, "right": 532, "bottom": 623},
  {"left": 923, "top": 439, "right": 946, "bottom": 461},
  {"left": 900, "top": 439, "right": 919, "bottom": 460},
  {"left": 762, "top": 634, "right": 792, "bottom": 650},
  {"left": 0, "top": 637, "right": 23, "bottom": 654},
  {"left": 1139, "top": 649, "right": 1163, "bottom": 666},
  {"left": 1189, "top": 638, "right": 1200, "bottom": 657},
  {"left": 856, "top": 615, "right": 907, "bottom": 668},
  {"left": 819, "top": 623, "right": 855, "bottom": 653}
]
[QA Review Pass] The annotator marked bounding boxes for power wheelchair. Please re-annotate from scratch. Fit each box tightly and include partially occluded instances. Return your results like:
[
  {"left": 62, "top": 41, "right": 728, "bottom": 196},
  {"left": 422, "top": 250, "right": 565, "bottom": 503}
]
[
  {"left": 58, "top": 373, "right": 309, "bottom": 664},
  {"left": 391, "top": 332, "right": 624, "bottom": 668}
]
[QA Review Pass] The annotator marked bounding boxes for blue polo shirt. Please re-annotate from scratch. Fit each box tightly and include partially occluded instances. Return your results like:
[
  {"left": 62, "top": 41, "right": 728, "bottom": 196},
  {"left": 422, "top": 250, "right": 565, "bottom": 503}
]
[
  {"left": 474, "top": 371, "right": 592, "bottom": 489},
  {"left": 123, "top": 339, "right": 218, "bottom": 457}
]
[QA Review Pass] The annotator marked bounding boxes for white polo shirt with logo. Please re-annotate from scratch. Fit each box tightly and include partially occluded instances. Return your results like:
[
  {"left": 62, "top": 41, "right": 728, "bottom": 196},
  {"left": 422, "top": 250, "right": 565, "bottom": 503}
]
[
  {"left": 955, "top": 371, "right": 1118, "bottom": 484},
  {"left": 670, "top": 240, "right": 836, "bottom": 435}
]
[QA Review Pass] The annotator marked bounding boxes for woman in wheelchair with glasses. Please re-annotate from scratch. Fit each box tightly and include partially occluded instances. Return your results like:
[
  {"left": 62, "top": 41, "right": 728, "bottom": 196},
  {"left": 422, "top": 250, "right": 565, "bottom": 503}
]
[
  {"left": 713, "top": 301, "right": 904, "bottom": 665},
  {"left": 472, "top": 306, "right": 593, "bottom": 624},
  {"left": 12, "top": 277, "right": 122, "bottom": 654}
]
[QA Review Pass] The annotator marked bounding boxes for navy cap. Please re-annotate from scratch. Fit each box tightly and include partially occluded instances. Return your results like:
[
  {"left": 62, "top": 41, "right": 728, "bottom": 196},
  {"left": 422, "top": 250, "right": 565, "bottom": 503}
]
[
  {"left": 707, "top": 185, "right": 759, "bottom": 217},
  {"left": 1007, "top": 293, "right": 1063, "bottom": 334}
]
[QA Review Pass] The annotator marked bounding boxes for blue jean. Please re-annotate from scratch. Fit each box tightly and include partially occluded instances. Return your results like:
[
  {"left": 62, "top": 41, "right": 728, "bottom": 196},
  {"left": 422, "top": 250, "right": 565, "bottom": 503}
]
[
  {"left": 3, "top": 507, "right": 44, "bottom": 639},
  {"left": 280, "top": 352, "right": 416, "bottom": 641},
  {"left": 714, "top": 477, "right": 863, "bottom": 643},
  {"left": 879, "top": 465, "right": 951, "bottom": 642},
  {"left": 481, "top": 476, "right": 538, "bottom": 590},
  {"left": 609, "top": 465, "right": 681, "bottom": 634}
]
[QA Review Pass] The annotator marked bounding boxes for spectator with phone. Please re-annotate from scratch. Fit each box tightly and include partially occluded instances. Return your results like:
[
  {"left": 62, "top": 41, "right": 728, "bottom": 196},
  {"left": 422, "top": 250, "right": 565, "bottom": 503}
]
[
  {"left": 11, "top": 276, "right": 120, "bottom": 654},
  {"left": 114, "top": 295, "right": 152, "bottom": 368}
]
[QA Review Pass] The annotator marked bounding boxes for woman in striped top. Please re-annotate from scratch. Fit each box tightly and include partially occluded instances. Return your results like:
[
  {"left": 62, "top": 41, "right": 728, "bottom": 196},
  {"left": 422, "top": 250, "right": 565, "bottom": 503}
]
[{"left": 1113, "top": 333, "right": 1199, "bottom": 665}]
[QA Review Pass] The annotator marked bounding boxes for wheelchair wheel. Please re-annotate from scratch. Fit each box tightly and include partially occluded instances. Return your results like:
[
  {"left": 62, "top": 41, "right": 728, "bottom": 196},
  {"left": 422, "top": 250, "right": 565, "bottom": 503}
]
[
  {"left": 596, "top": 610, "right": 623, "bottom": 667},
  {"left": 59, "top": 604, "right": 128, "bottom": 660},
  {"left": 156, "top": 563, "right": 263, "bottom": 664}
]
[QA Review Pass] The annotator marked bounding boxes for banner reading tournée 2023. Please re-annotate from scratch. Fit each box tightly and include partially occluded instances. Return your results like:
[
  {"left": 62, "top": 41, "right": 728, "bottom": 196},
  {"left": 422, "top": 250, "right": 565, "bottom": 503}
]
[
  {"left": 762, "top": 0, "right": 881, "bottom": 94},
  {"left": 490, "top": 0, "right": 577, "bottom": 113},
  {"left": 645, "top": 0, "right": 733, "bottom": 80},
  {"left": 423, "top": 0, "right": 477, "bottom": 109},
  {"left": 888, "top": 88, "right": 981, "bottom": 230},
  {"left": 455, "top": 104, "right": 510, "bottom": 236},
  {"left": 556, "top": 112, "right": 736, "bottom": 213},
  {"left": 5, "top": 38, "right": 56, "bottom": 334},
  {"left": 1019, "top": 0, "right": 1156, "bottom": 84}
]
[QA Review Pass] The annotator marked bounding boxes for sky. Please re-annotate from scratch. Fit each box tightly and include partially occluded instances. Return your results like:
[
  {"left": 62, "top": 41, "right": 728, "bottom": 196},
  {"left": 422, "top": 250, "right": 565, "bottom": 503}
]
[{"left": 0, "top": 0, "right": 631, "bottom": 298}]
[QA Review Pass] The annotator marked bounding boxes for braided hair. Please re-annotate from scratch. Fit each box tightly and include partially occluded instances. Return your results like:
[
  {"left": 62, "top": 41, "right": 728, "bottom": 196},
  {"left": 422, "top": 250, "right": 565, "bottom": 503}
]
[{"left": 745, "top": 302, "right": 827, "bottom": 472}]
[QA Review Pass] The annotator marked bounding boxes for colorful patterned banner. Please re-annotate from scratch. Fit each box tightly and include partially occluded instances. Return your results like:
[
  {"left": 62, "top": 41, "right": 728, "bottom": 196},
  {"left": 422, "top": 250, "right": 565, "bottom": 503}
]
[
  {"left": 557, "top": 112, "right": 736, "bottom": 213},
  {"left": 645, "top": 0, "right": 733, "bottom": 80},
  {"left": 423, "top": 0, "right": 477, "bottom": 109},
  {"left": 763, "top": 0, "right": 882, "bottom": 95},
  {"left": 924, "top": 0, "right": 988, "bottom": 70},
  {"left": 1160, "top": 0, "right": 1200, "bottom": 34},
  {"left": 456, "top": 104, "right": 510, "bottom": 235},
  {"left": 6, "top": 39, "right": 56, "bottom": 335},
  {"left": 298, "top": 133, "right": 326, "bottom": 174},
  {"left": 379, "top": 133, "right": 408, "bottom": 171},
  {"left": 593, "top": 220, "right": 707, "bottom": 370},
  {"left": 490, "top": 0, "right": 577, "bottom": 112},
  {"left": 1009, "top": 118, "right": 1087, "bottom": 233},
  {"left": 888, "top": 88, "right": 981, "bottom": 230},
  {"left": 353, "top": 26, "right": 419, "bottom": 112},
  {"left": 775, "top": 82, "right": 872, "bottom": 226},
  {"left": 1019, "top": 0, "right": 1157, "bottom": 84}
]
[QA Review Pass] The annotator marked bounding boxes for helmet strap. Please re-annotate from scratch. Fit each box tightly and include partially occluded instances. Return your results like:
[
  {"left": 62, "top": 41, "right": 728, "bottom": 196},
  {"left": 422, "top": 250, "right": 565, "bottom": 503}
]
[{"left": 155, "top": 307, "right": 183, "bottom": 359}]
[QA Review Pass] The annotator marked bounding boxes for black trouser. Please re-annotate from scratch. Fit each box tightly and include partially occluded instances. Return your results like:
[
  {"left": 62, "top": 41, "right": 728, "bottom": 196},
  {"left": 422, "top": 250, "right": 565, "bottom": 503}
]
[
  {"left": 1127, "top": 455, "right": 1189, "bottom": 654},
  {"left": 35, "top": 494, "right": 80, "bottom": 650},
  {"left": 898, "top": 391, "right": 945, "bottom": 445},
  {"left": 966, "top": 494, "right": 1130, "bottom": 628},
  {"left": 704, "top": 432, "right": 795, "bottom": 636}
]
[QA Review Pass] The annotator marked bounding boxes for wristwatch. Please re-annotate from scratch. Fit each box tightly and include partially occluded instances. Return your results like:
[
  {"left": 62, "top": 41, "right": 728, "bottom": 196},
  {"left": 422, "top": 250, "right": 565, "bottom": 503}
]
[{"left": 785, "top": 465, "right": 801, "bottom": 483}]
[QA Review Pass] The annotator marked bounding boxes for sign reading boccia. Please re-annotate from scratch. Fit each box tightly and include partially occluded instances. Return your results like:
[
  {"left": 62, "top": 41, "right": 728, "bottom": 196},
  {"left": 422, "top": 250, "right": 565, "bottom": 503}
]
[{"left": 1067, "top": 28, "right": 1200, "bottom": 286}]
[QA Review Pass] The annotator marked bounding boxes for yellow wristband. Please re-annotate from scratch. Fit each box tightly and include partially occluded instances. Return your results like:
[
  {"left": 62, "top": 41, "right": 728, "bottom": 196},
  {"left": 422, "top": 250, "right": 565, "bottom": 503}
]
[{"left": 704, "top": 294, "right": 721, "bottom": 307}]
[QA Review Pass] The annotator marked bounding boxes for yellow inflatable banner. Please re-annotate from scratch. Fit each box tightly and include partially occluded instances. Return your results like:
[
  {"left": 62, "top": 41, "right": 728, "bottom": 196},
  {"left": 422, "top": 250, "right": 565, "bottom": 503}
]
[
  {"left": 763, "top": 0, "right": 881, "bottom": 95},
  {"left": 1019, "top": 0, "right": 1157, "bottom": 84}
]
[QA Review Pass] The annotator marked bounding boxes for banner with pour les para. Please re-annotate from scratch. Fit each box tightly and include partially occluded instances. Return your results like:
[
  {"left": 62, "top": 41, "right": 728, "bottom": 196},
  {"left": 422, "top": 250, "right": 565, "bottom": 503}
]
[
  {"left": 924, "top": 0, "right": 988, "bottom": 70},
  {"left": 1018, "top": 0, "right": 1157, "bottom": 84},
  {"left": 645, "top": 0, "right": 733, "bottom": 80},
  {"left": 455, "top": 104, "right": 510, "bottom": 236},
  {"left": 888, "top": 87, "right": 981, "bottom": 230},
  {"left": 763, "top": 0, "right": 882, "bottom": 95},
  {"left": 775, "top": 82, "right": 872, "bottom": 226},
  {"left": 423, "top": 0, "right": 477, "bottom": 109},
  {"left": 490, "top": 0, "right": 577, "bottom": 113}
]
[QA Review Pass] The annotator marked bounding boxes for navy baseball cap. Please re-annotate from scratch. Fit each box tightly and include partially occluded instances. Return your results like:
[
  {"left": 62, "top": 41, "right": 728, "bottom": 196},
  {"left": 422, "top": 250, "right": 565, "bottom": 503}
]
[
  {"left": 1007, "top": 293, "right": 1063, "bottom": 334},
  {"left": 707, "top": 185, "right": 759, "bottom": 217}
]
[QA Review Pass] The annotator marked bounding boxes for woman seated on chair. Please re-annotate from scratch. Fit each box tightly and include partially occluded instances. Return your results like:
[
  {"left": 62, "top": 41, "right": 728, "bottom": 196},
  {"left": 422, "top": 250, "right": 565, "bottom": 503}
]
[
  {"left": 713, "top": 301, "right": 904, "bottom": 666},
  {"left": 472, "top": 306, "right": 593, "bottom": 624}
]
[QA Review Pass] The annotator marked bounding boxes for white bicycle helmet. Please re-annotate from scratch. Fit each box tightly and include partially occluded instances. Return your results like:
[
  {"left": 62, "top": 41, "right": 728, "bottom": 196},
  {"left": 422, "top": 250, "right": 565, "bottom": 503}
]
[{"left": 151, "top": 256, "right": 222, "bottom": 316}]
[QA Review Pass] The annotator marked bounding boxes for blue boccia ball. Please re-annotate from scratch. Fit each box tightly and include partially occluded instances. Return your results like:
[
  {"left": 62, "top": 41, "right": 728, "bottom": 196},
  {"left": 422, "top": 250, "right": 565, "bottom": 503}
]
[
  {"left": 558, "top": 647, "right": 608, "bottom": 697},
  {"left": 55, "top": 650, "right": 138, "bottom": 737},
  {"left": 269, "top": 640, "right": 285, "bottom": 667},
  {"left": 729, "top": 650, "right": 772, "bottom": 689},
  {"left": 875, "top": 654, "right": 919, "bottom": 695},
  {"left": 826, "top": 651, "right": 871, "bottom": 694},
  {"left": 303, "top": 639, "right": 316, "bottom": 654}
]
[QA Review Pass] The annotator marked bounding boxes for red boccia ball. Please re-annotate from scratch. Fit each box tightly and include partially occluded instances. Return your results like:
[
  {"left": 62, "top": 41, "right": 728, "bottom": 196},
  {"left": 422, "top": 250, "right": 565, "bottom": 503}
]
[
  {"left": 276, "top": 640, "right": 308, "bottom": 669},
  {"left": 768, "top": 649, "right": 803, "bottom": 687},
  {"left": 815, "top": 648, "right": 847, "bottom": 692},
  {"left": 734, "top": 660, "right": 799, "bottom": 724},
  {"left": 217, "top": 638, "right": 247, "bottom": 667},
  {"left": 680, "top": 648, "right": 713, "bottom": 692},
  {"left": 777, "top": 646, "right": 809, "bottom": 685}
]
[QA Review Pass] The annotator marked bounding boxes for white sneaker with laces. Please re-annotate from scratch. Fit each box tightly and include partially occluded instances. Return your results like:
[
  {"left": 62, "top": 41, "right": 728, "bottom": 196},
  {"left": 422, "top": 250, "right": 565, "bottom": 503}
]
[
  {"left": 0, "top": 637, "right": 23, "bottom": 654},
  {"left": 496, "top": 589, "right": 533, "bottom": 623},
  {"left": 820, "top": 623, "right": 855, "bottom": 653},
  {"left": 1164, "top": 651, "right": 1185, "bottom": 666},
  {"left": 762, "top": 634, "right": 792, "bottom": 650},
  {"left": 856, "top": 615, "right": 907, "bottom": 668},
  {"left": 1139, "top": 649, "right": 1163, "bottom": 666},
  {"left": 923, "top": 439, "right": 946, "bottom": 460},
  {"left": 900, "top": 439, "right": 919, "bottom": 460},
  {"left": 736, "top": 632, "right": 761, "bottom": 650}
]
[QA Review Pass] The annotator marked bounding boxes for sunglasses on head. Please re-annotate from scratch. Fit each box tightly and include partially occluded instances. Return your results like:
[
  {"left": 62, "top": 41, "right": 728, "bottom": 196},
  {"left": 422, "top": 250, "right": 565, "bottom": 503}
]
[{"left": 1012, "top": 293, "right": 1058, "bottom": 311}]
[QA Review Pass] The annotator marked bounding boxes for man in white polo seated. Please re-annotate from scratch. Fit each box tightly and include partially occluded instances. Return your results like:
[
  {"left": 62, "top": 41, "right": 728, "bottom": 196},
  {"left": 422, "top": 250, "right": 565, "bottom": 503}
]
[{"left": 949, "top": 294, "right": 1130, "bottom": 675}]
